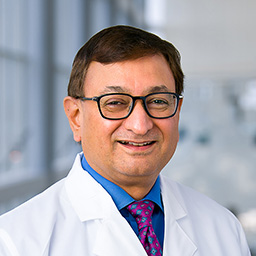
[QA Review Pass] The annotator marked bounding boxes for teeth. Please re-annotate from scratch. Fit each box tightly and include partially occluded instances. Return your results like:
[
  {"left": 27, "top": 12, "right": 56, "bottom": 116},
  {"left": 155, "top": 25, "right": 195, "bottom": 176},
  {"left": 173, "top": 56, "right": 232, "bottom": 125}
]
[{"left": 120, "top": 141, "right": 152, "bottom": 146}]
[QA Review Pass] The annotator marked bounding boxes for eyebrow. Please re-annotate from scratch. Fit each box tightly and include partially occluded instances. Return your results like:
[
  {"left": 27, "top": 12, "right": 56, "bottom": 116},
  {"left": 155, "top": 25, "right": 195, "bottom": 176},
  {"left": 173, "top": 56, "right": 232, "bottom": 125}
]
[
  {"left": 99, "top": 86, "right": 126, "bottom": 94},
  {"left": 100, "top": 85, "right": 170, "bottom": 95},
  {"left": 147, "top": 85, "right": 170, "bottom": 93}
]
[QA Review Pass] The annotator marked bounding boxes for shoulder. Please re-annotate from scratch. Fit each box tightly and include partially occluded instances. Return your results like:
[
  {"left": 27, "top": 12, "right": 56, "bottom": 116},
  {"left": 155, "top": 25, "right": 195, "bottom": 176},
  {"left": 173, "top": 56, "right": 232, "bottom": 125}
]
[
  {"left": 0, "top": 153, "right": 84, "bottom": 223},
  {"left": 160, "top": 175, "right": 251, "bottom": 255},
  {"left": 161, "top": 175, "right": 225, "bottom": 208},
  {"left": 0, "top": 153, "right": 110, "bottom": 255},
  {"left": 160, "top": 174, "right": 239, "bottom": 225},
  {"left": 0, "top": 153, "right": 85, "bottom": 234},
  {"left": 0, "top": 178, "right": 69, "bottom": 254},
  {"left": 0, "top": 178, "right": 67, "bottom": 229}
]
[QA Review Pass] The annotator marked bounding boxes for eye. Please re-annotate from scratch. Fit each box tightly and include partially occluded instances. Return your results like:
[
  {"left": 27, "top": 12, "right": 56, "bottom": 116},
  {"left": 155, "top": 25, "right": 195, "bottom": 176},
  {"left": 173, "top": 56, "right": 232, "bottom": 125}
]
[
  {"left": 101, "top": 96, "right": 131, "bottom": 112},
  {"left": 148, "top": 98, "right": 169, "bottom": 106},
  {"left": 152, "top": 99, "right": 168, "bottom": 104},
  {"left": 104, "top": 98, "right": 128, "bottom": 106}
]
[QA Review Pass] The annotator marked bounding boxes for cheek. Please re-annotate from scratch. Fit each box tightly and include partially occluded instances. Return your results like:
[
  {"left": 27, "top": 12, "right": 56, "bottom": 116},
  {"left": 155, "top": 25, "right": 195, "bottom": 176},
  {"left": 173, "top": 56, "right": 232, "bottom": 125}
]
[
  {"left": 82, "top": 113, "right": 121, "bottom": 147},
  {"left": 161, "top": 119, "right": 180, "bottom": 149}
]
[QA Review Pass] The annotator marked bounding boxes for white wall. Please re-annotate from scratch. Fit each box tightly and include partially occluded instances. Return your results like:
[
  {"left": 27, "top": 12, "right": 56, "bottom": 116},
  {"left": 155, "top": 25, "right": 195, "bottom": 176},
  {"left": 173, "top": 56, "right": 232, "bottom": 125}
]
[{"left": 165, "top": 0, "right": 256, "bottom": 79}]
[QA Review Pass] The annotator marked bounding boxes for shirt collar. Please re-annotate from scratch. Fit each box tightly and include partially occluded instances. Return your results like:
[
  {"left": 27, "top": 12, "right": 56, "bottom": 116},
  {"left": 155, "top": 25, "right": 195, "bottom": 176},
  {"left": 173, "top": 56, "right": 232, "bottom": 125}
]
[{"left": 81, "top": 154, "right": 163, "bottom": 211}]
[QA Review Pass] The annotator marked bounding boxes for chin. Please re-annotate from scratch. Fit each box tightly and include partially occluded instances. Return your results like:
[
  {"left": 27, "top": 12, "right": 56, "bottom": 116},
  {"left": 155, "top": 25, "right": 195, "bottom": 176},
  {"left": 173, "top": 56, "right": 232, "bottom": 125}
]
[{"left": 118, "top": 163, "right": 160, "bottom": 178}]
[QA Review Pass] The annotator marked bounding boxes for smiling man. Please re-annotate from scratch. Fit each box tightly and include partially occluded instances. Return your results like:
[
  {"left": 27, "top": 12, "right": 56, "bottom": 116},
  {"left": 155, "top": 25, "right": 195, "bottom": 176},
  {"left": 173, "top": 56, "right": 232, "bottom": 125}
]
[
  {"left": 65, "top": 54, "right": 181, "bottom": 201},
  {"left": 0, "top": 26, "right": 251, "bottom": 256}
]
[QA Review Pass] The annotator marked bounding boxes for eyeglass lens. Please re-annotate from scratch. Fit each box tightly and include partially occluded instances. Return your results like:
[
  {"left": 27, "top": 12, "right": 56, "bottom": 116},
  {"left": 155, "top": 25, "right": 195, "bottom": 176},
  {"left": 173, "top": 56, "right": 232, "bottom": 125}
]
[{"left": 99, "top": 93, "right": 178, "bottom": 119}]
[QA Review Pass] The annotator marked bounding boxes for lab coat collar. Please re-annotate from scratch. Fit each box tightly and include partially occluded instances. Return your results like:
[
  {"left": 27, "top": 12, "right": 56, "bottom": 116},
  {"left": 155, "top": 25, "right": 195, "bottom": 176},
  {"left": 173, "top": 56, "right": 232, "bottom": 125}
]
[{"left": 65, "top": 153, "right": 117, "bottom": 221}]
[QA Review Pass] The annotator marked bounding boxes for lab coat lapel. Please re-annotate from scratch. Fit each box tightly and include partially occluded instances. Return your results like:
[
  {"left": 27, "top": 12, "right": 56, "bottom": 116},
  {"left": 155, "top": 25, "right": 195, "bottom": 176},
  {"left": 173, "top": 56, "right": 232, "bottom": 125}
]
[
  {"left": 91, "top": 188, "right": 147, "bottom": 255},
  {"left": 92, "top": 211, "right": 147, "bottom": 256},
  {"left": 160, "top": 175, "right": 197, "bottom": 256},
  {"left": 163, "top": 218, "right": 197, "bottom": 255}
]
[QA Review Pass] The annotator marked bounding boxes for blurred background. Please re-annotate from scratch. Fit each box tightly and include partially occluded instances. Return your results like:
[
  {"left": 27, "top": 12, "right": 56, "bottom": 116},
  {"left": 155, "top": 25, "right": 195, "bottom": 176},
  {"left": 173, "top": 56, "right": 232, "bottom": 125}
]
[{"left": 0, "top": 0, "right": 255, "bottom": 253}]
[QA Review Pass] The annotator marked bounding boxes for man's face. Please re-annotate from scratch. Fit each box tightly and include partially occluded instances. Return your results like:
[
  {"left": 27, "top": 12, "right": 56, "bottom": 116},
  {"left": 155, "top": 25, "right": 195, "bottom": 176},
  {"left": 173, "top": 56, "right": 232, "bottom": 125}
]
[{"left": 73, "top": 54, "right": 182, "bottom": 190}]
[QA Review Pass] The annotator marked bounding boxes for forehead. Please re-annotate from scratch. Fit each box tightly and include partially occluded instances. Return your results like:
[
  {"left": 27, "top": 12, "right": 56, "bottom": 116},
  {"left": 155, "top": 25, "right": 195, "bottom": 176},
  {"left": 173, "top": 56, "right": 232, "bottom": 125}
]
[{"left": 84, "top": 55, "right": 175, "bottom": 95}]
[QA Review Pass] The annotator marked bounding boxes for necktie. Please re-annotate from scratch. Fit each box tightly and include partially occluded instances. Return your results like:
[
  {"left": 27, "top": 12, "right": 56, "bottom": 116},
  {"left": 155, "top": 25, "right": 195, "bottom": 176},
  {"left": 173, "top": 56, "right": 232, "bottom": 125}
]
[{"left": 127, "top": 200, "right": 163, "bottom": 256}]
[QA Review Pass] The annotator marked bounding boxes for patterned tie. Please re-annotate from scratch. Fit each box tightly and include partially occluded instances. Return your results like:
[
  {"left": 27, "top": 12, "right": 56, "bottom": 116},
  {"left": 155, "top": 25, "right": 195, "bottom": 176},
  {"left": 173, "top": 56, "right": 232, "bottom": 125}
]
[{"left": 127, "top": 200, "right": 163, "bottom": 256}]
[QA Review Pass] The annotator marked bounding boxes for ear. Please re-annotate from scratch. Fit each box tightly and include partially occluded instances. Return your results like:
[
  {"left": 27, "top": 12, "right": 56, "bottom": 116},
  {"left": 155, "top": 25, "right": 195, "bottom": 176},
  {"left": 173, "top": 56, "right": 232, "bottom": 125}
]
[
  {"left": 176, "top": 97, "right": 183, "bottom": 122},
  {"left": 63, "top": 96, "right": 82, "bottom": 142},
  {"left": 178, "top": 97, "right": 183, "bottom": 112}
]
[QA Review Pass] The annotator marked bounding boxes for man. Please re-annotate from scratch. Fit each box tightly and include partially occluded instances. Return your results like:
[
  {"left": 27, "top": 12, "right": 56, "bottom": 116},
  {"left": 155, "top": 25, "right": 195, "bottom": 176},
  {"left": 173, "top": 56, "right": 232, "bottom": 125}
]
[{"left": 0, "top": 25, "right": 251, "bottom": 255}]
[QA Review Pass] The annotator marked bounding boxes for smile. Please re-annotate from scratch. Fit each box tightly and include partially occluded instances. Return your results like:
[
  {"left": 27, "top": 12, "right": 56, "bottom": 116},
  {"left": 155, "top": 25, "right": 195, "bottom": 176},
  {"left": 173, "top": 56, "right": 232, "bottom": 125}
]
[{"left": 119, "top": 141, "right": 155, "bottom": 147}]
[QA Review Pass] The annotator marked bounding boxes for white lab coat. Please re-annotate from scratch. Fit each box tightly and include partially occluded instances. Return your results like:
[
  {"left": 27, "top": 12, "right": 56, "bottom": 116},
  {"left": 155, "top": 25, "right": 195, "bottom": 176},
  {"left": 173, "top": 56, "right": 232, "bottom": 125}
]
[{"left": 0, "top": 153, "right": 251, "bottom": 255}]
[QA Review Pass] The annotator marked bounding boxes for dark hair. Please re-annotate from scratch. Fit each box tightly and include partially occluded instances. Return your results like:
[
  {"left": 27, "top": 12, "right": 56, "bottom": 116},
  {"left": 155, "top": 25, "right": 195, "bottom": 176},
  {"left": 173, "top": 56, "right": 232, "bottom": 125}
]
[{"left": 68, "top": 25, "right": 184, "bottom": 97}]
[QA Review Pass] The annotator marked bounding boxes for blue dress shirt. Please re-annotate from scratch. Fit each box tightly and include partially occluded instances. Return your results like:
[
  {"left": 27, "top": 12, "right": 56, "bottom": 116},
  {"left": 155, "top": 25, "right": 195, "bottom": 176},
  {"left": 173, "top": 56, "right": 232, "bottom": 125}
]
[{"left": 81, "top": 155, "right": 164, "bottom": 248}]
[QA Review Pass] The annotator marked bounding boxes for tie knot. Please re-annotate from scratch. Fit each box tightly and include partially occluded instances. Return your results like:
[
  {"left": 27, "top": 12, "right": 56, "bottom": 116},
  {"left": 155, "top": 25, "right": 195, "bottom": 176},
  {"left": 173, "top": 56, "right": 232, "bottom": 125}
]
[{"left": 127, "top": 200, "right": 155, "bottom": 229}]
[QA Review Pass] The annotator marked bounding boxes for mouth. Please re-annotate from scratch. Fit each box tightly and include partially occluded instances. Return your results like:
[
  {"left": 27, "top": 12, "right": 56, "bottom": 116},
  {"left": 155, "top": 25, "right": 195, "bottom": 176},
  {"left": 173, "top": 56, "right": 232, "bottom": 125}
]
[{"left": 118, "top": 140, "right": 155, "bottom": 147}]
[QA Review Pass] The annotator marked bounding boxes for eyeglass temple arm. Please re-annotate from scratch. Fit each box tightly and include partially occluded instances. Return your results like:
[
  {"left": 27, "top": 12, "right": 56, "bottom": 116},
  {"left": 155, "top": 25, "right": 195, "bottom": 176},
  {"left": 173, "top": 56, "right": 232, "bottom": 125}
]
[{"left": 75, "top": 96, "right": 98, "bottom": 101}]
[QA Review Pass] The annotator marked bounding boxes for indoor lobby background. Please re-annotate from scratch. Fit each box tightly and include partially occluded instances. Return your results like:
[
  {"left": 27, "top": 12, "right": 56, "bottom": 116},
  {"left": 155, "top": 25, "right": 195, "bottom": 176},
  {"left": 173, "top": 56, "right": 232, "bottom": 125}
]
[{"left": 0, "top": 0, "right": 255, "bottom": 253}]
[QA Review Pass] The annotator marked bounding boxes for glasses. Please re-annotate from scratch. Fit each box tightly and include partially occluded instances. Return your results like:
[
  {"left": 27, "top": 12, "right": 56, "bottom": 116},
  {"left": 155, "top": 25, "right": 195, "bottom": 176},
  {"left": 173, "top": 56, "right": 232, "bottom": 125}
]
[{"left": 75, "top": 92, "right": 183, "bottom": 120}]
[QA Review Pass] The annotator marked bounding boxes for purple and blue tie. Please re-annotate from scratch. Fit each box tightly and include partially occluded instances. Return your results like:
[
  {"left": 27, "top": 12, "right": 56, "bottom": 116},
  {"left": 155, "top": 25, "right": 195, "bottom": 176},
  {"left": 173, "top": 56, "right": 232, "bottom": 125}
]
[{"left": 127, "top": 200, "right": 163, "bottom": 256}]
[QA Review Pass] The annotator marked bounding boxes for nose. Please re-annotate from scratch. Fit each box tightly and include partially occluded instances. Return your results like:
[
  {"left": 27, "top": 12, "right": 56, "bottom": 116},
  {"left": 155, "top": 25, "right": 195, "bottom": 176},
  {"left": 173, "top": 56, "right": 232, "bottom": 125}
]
[{"left": 123, "top": 100, "right": 154, "bottom": 135}]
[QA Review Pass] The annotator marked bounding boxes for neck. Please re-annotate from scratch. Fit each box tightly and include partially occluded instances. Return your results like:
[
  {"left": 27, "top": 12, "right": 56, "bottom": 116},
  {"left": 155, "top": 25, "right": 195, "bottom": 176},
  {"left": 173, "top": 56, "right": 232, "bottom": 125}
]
[
  {"left": 112, "top": 176, "right": 158, "bottom": 201},
  {"left": 82, "top": 155, "right": 159, "bottom": 200},
  {"left": 126, "top": 187, "right": 152, "bottom": 201}
]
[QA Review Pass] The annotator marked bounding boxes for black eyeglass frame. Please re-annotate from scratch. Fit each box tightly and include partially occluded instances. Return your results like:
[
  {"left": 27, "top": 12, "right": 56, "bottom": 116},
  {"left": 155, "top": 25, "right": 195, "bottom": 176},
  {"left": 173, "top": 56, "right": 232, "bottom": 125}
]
[{"left": 75, "top": 92, "right": 183, "bottom": 120}]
